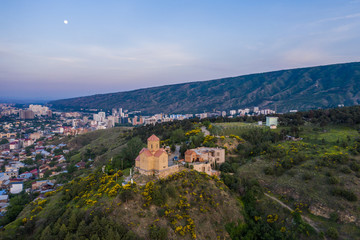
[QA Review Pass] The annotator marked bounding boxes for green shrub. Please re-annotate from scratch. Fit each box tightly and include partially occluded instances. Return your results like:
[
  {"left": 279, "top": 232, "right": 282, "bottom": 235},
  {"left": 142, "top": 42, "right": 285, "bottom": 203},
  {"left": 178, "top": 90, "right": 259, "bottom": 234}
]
[
  {"left": 157, "top": 208, "right": 165, "bottom": 217},
  {"left": 326, "top": 227, "right": 339, "bottom": 239},
  {"left": 263, "top": 166, "right": 274, "bottom": 175},
  {"left": 166, "top": 185, "right": 176, "bottom": 198},
  {"left": 149, "top": 224, "right": 168, "bottom": 240},
  {"left": 328, "top": 176, "right": 339, "bottom": 185},
  {"left": 287, "top": 169, "right": 296, "bottom": 177},
  {"left": 340, "top": 166, "right": 351, "bottom": 174},
  {"left": 350, "top": 162, "right": 360, "bottom": 172},
  {"left": 329, "top": 212, "right": 339, "bottom": 222},
  {"left": 325, "top": 171, "right": 333, "bottom": 177},
  {"left": 274, "top": 166, "right": 285, "bottom": 176},
  {"left": 302, "top": 172, "right": 313, "bottom": 180},
  {"left": 331, "top": 187, "right": 357, "bottom": 201}
]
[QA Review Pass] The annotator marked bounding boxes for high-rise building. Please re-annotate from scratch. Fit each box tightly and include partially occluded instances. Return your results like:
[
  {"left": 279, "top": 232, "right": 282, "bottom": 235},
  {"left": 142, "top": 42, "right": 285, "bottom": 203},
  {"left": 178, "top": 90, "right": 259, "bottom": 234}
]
[
  {"left": 19, "top": 110, "right": 35, "bottom": 120},
  {"left": 29, "top": 104, "right": 49, "bottom": 115},
  {"left": 98, "top": 112, "right": 106, "bottom": 121}
]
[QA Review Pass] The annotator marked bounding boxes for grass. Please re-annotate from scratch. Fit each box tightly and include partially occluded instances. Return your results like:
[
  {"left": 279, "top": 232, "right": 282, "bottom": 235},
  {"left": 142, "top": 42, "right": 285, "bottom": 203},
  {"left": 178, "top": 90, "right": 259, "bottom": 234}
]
[
  {"left": 300, "top": 125, "right": 358, "bottom": 144},
  {"left": 63, "top": 127, "right": 132, "bottom": 165},
  {"left": 231, "top": 125, "right": 360, "bottom": 239},
  {"left": 211, "top": 122, "right": 265, "bottom": 136}
]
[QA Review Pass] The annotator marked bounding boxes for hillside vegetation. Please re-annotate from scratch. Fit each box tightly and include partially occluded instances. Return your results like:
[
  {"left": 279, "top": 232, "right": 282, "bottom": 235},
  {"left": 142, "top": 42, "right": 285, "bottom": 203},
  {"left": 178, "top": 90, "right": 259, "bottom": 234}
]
[
  {"left": 0, "top": 170, "right": 242, "bottom": 240},
  {"left": 50, "top": 62, "right": 360, "bottom": 113},
  {"left": 3, "top": 106, "right": 360, "bottom": 239}
]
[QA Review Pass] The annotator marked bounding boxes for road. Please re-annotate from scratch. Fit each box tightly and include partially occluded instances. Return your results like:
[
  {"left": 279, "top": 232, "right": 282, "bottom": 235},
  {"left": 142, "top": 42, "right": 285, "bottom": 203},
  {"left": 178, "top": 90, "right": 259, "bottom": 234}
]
[{"left": 168, "top": 145, "right": 180, "bottom": 165}]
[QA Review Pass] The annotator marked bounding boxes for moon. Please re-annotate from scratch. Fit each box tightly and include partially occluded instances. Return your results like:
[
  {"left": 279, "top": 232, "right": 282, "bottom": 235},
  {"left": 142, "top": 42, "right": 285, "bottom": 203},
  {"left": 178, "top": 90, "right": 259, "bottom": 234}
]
[{"left": 64, "top": 20, "right": 68, "bottom": 24}]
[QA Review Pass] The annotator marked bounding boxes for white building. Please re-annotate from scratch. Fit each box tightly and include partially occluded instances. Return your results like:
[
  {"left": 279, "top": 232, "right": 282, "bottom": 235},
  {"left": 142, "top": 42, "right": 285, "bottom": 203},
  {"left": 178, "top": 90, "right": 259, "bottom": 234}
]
[
  {"left": 29, "top": 105, "right": 49, "bottom": 116},
  {"left": 93, "top": 111, "right": 106, "bottom": 122},
  {"left": 229, "top": 110, "right": 237, "bottom": 115},
  {"left": 10, "top": 182, "right": 23, "bottom": 194},
  {"left": 266, "top": 116, "right": 278, "bottom": 127}
]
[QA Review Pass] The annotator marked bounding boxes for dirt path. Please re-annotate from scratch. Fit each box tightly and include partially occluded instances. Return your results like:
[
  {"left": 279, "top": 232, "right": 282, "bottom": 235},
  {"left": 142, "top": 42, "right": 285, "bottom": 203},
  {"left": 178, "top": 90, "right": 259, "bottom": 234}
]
[
  {"left": 201, "top": 126, "right": 210, "bottom": 136},
  {"left": 264, "top": 193, "right": 322, "bottom": 234}
]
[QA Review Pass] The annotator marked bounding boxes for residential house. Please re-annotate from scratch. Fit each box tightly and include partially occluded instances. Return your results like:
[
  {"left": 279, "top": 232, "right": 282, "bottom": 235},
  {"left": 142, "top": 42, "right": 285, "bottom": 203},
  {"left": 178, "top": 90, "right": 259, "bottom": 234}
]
[
  {"left": 184, "top": 147, "right": 225, "bottom": 166},
  {"left": 19, "top": 172, "right": 33, "bottom": 179},
  {"left": 10, "top": 182, "right": 23, "bottom": 194}
]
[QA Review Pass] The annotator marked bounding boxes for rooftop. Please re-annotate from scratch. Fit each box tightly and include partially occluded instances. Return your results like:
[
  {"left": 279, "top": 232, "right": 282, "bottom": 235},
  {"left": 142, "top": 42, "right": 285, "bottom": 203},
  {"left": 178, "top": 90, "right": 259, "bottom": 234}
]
[{"left": 147, "top": 134, "right": 160, "bottom": 141}]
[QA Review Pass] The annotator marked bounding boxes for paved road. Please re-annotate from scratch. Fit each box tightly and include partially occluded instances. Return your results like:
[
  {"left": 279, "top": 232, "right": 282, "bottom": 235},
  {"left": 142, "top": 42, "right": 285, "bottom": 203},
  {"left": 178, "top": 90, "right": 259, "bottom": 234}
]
[
  {"left": 168, "top": 145, "right": 180, "bottom": 165},
  {"left": 264, "top": 193, "right": 322, "bottom": 235}
]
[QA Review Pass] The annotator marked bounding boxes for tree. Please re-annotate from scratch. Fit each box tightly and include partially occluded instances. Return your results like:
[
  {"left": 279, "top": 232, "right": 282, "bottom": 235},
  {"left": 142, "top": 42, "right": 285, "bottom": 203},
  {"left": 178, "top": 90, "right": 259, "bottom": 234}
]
[
  {"left": 67, "top": 164, "right": 77, "bottom": 174},
  {"left": 112, "top": 137, "right": 144, "bottom": 170},
  {"left": 23, "top": 158, "right": 34, "bottom": 165},
  {"left": 170, "top": 129, "right": 185, "bottom": 143},
  {"left": 40, "top": 225, "right": 53, "bottom": 240},
  {"left": 53, "top": 148, "right": 64, "bottom": 156},
  {"left": 180, "top": 142, "right": 188, "bottom": 158},
  {"left": 76, "top": 220, "right": 88, "bottom": 238},
  {"left": 67, "top": 212, "right": 78, "bottom": 232},
  {"left": 44, "top": 170, "right": 52, "bottom": 178},
  {"left": 58, "top": 224, "right": 68, "bottom": 239},
  {"left": 190, "top": 132, "right": 205, "bottom": 148},
  {"left": 0, "top": 192, "right": 32, "bottom": 226},
  {"left": 0, "top": 138, "right": 9, "bottom": 145}
]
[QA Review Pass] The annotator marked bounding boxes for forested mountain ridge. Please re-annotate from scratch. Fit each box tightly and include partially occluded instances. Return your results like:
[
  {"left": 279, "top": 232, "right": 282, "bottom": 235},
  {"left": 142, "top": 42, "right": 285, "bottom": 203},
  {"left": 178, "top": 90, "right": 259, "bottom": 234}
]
[{"left": 50, "top": 62, "right": 360, "bottom": 114}]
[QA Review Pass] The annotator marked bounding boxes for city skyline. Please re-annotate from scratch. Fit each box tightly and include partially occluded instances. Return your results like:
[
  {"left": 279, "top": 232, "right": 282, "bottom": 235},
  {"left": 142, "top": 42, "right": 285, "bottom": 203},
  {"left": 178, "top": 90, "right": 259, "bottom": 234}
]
[{"left": 1, "top": 0, "right": 360, "bottom": 100}]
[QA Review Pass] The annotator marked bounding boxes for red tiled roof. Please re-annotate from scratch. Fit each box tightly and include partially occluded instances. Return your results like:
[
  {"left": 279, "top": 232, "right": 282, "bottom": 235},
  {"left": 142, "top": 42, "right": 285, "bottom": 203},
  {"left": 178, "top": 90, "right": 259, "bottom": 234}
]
[
  {"left": 139, "top": 148, "right": 152, "bottom": 157},
  {"left": 76, "top": 162, "right": 85, "bottom": 167},
  {"left": 10, "top": 178, "right": 24, "bottom": 182},
  {"left": 154, "top": 149, "right": 166, "bottom": 157},
  {"left": 135, "top": 156, "right": 140, "bottom": 161},
  {"left": 147, "top": 134, "right": 160, "bottom": 141},
  {"left": 185, "top": 150, "right": 195, "bottom": 155}
]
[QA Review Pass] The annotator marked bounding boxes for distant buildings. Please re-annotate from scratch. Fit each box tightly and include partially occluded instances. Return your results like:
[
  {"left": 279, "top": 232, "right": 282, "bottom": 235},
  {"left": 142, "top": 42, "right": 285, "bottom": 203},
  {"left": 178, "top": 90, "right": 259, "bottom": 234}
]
[
  {"left": 229, "top": 110, "right": 237, "bottom": 115},
  {"left": 266, "top": 116, "right": 278, "bottom": 129},
  {"left": 29, "top": 104, "right": 49, "bottom": 116},
  {"left": 19, "top": 110, "right": 34, "bottom": 120},
  {"left": 93, "top": 112, "right": 106, "bottom": 122}
]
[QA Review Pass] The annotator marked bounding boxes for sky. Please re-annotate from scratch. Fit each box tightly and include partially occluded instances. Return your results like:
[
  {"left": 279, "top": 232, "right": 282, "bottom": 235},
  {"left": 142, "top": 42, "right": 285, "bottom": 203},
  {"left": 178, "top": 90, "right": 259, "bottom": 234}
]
[{"left": 1, "top": 0, "right": 360, "bottom": 100}]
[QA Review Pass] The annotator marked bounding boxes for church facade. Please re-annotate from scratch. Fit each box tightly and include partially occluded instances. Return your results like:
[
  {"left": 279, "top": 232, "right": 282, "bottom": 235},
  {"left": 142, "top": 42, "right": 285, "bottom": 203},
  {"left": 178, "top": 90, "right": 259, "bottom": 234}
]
[{"left": 135, "top": 134, "right": 178, "bottom": 177}]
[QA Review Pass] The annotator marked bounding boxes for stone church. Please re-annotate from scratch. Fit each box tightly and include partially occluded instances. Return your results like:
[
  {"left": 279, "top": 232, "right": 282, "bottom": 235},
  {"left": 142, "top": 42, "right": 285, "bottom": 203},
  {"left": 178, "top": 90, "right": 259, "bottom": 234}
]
[{"left": 135, "top": 134, "right": 174, "bottom": 176}]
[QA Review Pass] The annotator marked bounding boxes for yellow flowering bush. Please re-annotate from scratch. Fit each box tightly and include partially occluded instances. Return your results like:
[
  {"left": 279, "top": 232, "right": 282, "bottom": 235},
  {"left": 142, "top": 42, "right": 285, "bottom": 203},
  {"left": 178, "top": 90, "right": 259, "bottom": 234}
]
[{"left": 185, "top": 129, "right": 201, "bottom": 136}]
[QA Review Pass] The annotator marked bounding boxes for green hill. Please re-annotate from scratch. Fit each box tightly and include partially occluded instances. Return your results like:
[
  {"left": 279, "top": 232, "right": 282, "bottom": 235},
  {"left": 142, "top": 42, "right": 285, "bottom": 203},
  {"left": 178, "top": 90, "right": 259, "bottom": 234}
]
[
  {"left": 0, "top": 170, "right": 243, "bottom": 240},
  {"left": 3, "top": 107, "right": 360, "bottom": 239},
  {"left": 50, "top": 62, "right": 360, "bottom": 113}
]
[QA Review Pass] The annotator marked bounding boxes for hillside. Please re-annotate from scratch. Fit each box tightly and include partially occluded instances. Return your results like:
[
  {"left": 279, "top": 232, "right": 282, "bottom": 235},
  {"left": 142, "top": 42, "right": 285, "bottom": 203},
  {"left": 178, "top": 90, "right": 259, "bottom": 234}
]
[
  {"left": 49, "top": 62, "right": 360, "bottom": 114},
  {"left": 3, "top": 107, "right": 360, "bottom": 239},
  {"left": 0, "top": 170, "right": 243, "bottom": 240}
]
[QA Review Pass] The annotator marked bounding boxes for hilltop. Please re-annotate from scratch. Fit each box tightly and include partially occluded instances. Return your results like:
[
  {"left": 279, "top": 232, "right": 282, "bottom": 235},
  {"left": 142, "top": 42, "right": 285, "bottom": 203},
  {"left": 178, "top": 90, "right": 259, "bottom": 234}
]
[
  {"left": 50, "top": 62, "right": 360, "bottom": 113},
  {"left": 0, "top": 170, "right": 243, "bottom": 240}
]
